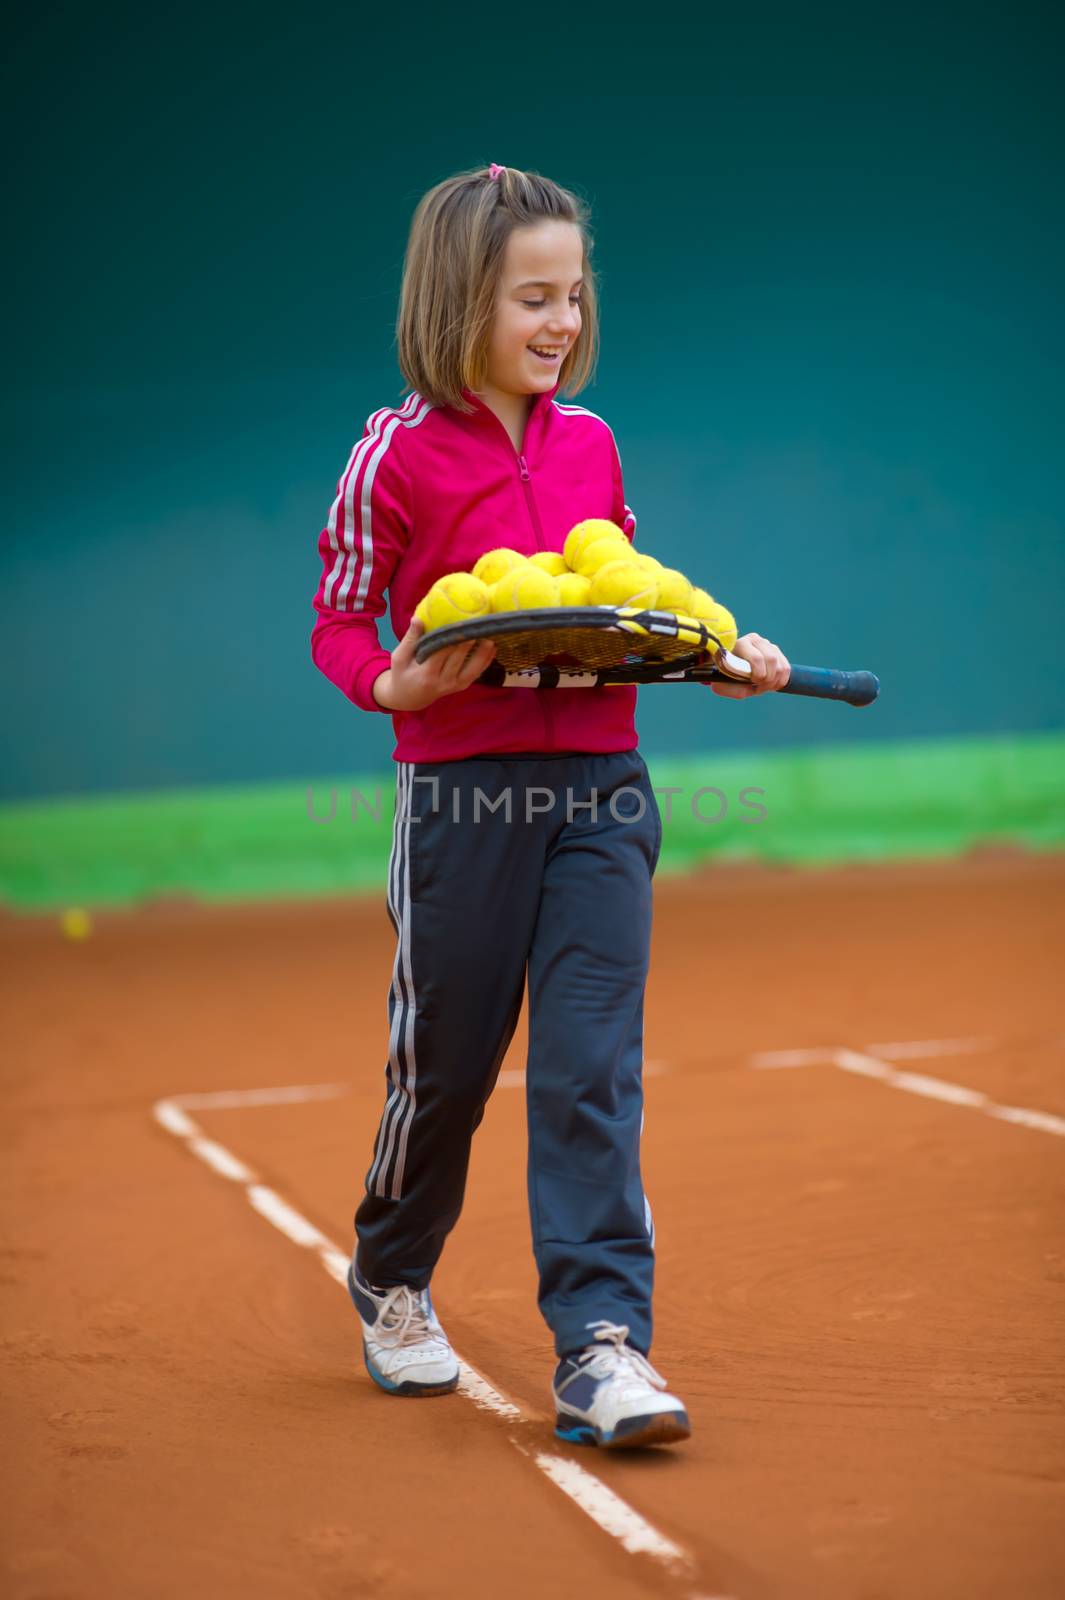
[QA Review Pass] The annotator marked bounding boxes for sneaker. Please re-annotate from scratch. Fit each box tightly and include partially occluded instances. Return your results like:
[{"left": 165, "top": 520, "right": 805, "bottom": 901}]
[
  {"left": 347, "top": 1263, "right": 460, "bottom": 1397},
  {"left": 553, "top": 1321, "right": 691, "bottom": 1449}
]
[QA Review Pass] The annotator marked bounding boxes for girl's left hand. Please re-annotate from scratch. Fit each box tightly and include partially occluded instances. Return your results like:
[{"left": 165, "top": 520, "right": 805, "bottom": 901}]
[{"left": 709, "top": 632, "right": 791, "bottom": 698}]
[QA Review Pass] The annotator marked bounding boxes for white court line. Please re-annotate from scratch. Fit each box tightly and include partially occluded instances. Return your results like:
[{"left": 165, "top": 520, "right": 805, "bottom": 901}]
[
  {"left": 458, "top": 1362, "right": 524, "bottom": 1422},
  {"left": 247, "top": 1184, "right": 338, "bottom": 1249},
  {"left": 319, "top": 1247, "right": 354, "bottom": 1286},
  {"left": 175, "top": 1083, "right": 351, "bottom": 1111},
  {"left": 987, "top": 1105, "right": 1065, "bottom": 1136},
  {"left": 749, "top": 1048, "right": 832, "bottom": 1069},
  {"left": 154, "top": 1101, "right": 200, "bottom": 1136},
  {"left": 152, "top": 1095, "right": 696, "bottom": 1585},
  {"left": 833, "top": 1048, "right": 1065, "bottom": 1136},
  {"left": 865, "top": 1037, "right": 997, "bottom": 1060},
  {"left": 534, "top": 1453, "right": 687, "bottom": 1562},
  {"left": 753, "top": 1038, "right": 1000, "bottom": 1071},
  {"left": 188, "top": 1137, "right": 255, "bottom": 1182},
  {"left": 750, "top": 1041, "right": 1065, "bottom": 1139}
]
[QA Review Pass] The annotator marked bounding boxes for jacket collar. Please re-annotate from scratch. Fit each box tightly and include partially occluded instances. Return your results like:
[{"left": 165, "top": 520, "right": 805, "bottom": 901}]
[{"left": 458, "top": 380, "right": 562, "bottom": 443}]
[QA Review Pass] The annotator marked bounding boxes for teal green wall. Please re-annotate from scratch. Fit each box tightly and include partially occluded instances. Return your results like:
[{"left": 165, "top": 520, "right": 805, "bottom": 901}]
[{"left": 4, "top": 5, "right": 1062, "bottom": 801}]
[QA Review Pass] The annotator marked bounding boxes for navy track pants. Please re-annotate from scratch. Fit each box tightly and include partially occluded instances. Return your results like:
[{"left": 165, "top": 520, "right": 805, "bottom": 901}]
[{"left": 354, "top": 750, "right": 662, "bottom": 1358}]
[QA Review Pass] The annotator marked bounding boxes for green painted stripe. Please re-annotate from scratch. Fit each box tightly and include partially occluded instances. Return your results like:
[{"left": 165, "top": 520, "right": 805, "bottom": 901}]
[{"left": 2, "top": 732, "right": 1063, "bottom": 912}]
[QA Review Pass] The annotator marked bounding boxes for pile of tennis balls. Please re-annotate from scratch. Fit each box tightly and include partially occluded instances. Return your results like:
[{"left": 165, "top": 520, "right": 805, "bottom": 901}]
[{"left": 414, "top": 518, "right": 737, "bottom": 651}]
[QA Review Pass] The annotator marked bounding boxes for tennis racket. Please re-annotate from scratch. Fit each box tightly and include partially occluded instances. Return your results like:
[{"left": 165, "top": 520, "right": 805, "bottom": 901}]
[{"left": 414, "top": 606, "right": 879, "bottom": 707}]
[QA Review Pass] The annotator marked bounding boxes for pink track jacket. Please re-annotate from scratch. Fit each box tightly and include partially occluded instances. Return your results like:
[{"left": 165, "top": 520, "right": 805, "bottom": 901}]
[{"left": 310, "top": 378, "right": 640, "bottom": 763}]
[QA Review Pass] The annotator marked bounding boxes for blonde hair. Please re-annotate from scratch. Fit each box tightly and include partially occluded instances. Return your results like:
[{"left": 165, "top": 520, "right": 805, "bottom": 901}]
[{"left": 395, "top": 162, "right": 600, "bottom": 414}]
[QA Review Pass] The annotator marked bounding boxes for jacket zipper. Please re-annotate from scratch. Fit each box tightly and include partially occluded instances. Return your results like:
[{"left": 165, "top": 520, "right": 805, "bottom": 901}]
[
  {"left": 517, "top": 455, "right": 546, "bottom": 549},
  {"left": 516, "top": 453, "right": 555, "bottom": 745}
]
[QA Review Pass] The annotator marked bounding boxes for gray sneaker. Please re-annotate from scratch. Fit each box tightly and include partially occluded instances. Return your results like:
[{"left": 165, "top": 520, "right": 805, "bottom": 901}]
[
  {"left": 553, "top": 1321, "right": 690, "bottom": 1448},
  {"left": 347, "top": 1264, "right": 459, "bottom": 1396}
]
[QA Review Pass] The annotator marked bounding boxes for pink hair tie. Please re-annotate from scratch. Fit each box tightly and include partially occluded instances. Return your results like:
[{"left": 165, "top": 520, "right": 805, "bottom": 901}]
[{"left": 489, "top": 163, "right": 505, "bottom": 180}]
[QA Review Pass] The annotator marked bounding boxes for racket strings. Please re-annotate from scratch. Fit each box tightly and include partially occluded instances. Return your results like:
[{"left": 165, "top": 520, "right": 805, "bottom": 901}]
[
  {"left": 414, "top": 606, "right": 719, "bottom": 671},
  {"left": 491, "top": 623, "right": 712, "bottom": 671}
]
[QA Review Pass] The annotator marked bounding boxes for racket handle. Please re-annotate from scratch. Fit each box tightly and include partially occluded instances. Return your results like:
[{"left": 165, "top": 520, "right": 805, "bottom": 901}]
[{"left": 783, "top": 665, "right": 880, "bottom": 706}]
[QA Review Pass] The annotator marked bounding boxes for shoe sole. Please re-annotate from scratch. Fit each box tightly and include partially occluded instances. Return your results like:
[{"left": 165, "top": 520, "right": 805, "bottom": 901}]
[
  {"left": 555, "top": 1409, "right": 691, "bottom": 1449},
  {"left": 363, "top": 1343, "right": 459, "bottom": 1398}
]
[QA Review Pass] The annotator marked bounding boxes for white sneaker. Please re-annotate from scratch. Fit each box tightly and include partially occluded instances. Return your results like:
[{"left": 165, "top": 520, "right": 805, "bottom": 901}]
[
  {"left": 347, "top": 1263, "right": 459, "bottom": 1396},
  {"left": 553, "top": 1321, "right": 690, "bottom": 1448}
]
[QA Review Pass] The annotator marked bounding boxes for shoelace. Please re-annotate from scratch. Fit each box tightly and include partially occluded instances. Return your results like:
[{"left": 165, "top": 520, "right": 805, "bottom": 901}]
[
  {"left": 372, "top": 1284, "right": 445, "bottom": 1349},
  {"left": 575, "top": 1320, "right": 667, "bottom": 1390}
]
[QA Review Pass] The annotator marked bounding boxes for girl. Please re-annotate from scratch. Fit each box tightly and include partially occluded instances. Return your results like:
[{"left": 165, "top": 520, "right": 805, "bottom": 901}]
[{"left": 311, "top": 161, "right": 789, "bottom": 1449}]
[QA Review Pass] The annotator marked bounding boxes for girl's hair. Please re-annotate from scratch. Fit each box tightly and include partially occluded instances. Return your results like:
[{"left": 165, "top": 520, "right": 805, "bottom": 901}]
[{"left": 396, "top": 162, "right": 600, "bottom": 415}]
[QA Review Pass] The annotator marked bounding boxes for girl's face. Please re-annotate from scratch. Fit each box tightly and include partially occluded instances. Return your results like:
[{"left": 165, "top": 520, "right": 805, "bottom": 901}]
[{"left": 484, "top": 220, "right": 585, "bottom": 401}]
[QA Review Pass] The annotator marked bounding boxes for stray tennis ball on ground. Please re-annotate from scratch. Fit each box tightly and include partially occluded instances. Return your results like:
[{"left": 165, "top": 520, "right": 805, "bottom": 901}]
[
  {"left": 60, "top": 907, "right": 92, "bottom": 940},
  {"left": 491, "top": 565, "right": 560, "bottom": 612},
  {"left": 653, "top": 568, "right": 694, "bottom": 613},
  {"left": 420, "top": 573, "right": 492, "bottom": 631},
  {"left": 472, "top": 547, "right": 528, "bottom": 586},
  {"left": 528, "top": 551, "right": 568, "bottom": 576},
  {"left": 563, "top": 519, "right": 626, "bottom": 571},
  {"left": 575, "top": 537, "right": 636, "bottom": 578},
  {"left": 558, "top": 571, "right": 592, "bottom": 605},
  {"left": 589, "top": 561, "right": 659, "bottom": 609}
]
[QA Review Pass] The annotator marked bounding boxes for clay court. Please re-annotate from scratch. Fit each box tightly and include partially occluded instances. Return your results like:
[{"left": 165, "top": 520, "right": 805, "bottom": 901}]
[{"left": 3, "top": 850, "right": 1063, "bottom": 1598}]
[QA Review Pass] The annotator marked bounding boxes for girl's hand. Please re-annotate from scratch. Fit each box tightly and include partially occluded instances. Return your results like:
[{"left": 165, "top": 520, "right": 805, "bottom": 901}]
[
  {"left": 372, "top": 617, "right": 496, "bottom": 711},
  {"left": 710, "top": 632, "right": 791, "bottom": 699}
]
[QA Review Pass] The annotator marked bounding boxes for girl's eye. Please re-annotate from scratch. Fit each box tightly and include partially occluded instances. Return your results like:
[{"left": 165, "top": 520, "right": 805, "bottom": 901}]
[{"left": 522, "top": 298, "right": 582, "bottom": 309}]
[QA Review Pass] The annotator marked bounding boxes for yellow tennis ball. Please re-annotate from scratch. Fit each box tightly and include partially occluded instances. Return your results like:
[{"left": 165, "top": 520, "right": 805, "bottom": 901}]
[
  {"left": 653, "top": 567, "right": 694, "bottom": 613},
  {"left": 684, "top": 586, "right": 712, "bottom": 642},
  {"left": 472, "top": 547, "right": 528, "bottom": 586},
  {"left": 589, "top": 561, "right": 659, "bottom": 609},
  {"left": 563, "top": 519, "right": 626, "bottom": 571},
  {"left": 631, "top": 553, "right": 664, "bottom": 574},
  {"left": 700, "top": 601, "right": 735, "bottom": 649},
  {"left": 575, "top": 536, "right": 636, "bottom": 578},
  {"left": 528, "top": 551, "right": 568, "bottom": 576},
  {"left": 685, "top": 587, "right": 734, "bottom": 652},
  {"left": 60, "top": 907, "right": 92, "bottom": 940},
  {"left": 558, "top": 572, "right": 592, "bottom": 605},
  {"left": 491, "top": 565, "right": 560, "bottom": 612},
  {"left": 420, "top": 572, "right": 492, "bottom": 631}
]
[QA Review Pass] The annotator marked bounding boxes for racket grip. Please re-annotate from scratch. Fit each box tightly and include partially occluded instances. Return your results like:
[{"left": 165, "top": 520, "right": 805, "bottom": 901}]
[{"left": 783, "top": 665, "right": 880, "bottom": 706}]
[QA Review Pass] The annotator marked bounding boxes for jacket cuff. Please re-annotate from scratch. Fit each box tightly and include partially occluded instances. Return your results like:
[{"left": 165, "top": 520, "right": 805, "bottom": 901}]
[{"left": 351, "top": 651, "right": 394, "bottom": 713}]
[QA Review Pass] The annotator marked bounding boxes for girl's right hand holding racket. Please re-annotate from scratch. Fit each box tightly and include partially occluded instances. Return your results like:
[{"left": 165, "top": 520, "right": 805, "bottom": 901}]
[{"left": 372, "top": 618, "right": 496, "bottom": 711}]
